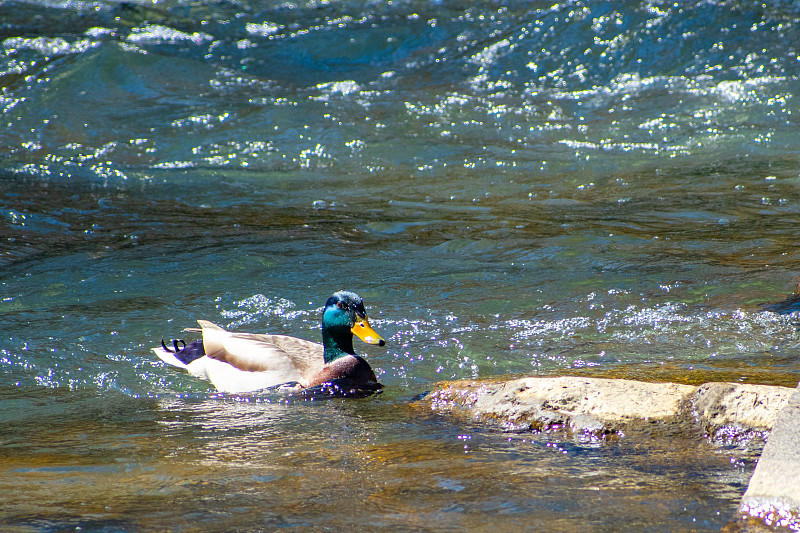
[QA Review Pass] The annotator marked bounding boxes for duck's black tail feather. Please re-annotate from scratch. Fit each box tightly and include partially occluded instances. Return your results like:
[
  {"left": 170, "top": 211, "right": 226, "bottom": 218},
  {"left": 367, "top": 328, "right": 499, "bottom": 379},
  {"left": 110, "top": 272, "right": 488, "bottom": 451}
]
[{"left": 161, "top": 339, "right": 206, "bottom": 365}]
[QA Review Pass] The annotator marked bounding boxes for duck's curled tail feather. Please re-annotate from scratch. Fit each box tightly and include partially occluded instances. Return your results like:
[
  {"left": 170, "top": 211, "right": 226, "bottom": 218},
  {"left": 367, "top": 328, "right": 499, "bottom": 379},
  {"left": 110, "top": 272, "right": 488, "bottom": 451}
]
[{"left": 153, "top": 339, "right": 205, "bottom": 368}]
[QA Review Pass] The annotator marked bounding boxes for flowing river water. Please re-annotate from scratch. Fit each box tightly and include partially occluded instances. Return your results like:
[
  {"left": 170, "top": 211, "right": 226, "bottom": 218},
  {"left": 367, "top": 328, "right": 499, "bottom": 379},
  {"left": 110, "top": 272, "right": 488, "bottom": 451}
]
[{"left": 2, "top": 1, "right": 800, "bottom": 531}]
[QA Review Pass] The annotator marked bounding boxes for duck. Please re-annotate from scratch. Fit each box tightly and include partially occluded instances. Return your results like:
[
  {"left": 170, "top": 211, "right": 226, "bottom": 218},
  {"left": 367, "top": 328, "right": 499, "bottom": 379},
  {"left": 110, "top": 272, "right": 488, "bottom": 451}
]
[{"left": 152, "top": 290, "right": 386, "bottom": 396}]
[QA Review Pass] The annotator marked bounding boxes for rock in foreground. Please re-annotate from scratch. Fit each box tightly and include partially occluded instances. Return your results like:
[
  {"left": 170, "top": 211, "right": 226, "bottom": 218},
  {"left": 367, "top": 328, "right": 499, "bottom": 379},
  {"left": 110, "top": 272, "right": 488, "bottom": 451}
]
[
  {"left": 423, "top": 376, "right": 792, "bottom": 442},
  {"left": 740, "top": 383, "right": 800, "bottom": 530}
]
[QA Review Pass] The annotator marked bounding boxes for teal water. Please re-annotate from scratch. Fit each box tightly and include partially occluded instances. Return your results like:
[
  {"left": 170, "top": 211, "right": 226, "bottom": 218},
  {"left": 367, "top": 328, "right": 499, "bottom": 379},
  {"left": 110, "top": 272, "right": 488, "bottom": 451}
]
[{"left": 2, "top": 1, "right": 800, "bottom": 530}]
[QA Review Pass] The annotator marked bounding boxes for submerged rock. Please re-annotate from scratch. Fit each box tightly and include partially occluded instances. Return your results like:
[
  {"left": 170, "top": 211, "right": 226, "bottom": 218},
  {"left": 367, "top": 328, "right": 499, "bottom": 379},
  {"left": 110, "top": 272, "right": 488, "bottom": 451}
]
[{"left": 423, "top": 376, "right": 793, "bottom": 443}]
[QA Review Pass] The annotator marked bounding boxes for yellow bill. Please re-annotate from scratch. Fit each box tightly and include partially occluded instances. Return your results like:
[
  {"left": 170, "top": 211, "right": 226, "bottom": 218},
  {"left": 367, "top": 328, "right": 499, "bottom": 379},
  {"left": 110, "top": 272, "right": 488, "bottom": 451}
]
[{"left": 351, "top": 317, "right": 386, "bottom": 346}]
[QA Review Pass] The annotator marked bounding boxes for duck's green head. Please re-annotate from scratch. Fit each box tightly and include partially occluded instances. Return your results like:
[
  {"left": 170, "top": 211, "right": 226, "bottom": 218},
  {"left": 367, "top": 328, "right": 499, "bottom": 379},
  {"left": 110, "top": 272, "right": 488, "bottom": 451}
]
[{"left": 321, "top": 291, "right": 385, "bottom": 363}]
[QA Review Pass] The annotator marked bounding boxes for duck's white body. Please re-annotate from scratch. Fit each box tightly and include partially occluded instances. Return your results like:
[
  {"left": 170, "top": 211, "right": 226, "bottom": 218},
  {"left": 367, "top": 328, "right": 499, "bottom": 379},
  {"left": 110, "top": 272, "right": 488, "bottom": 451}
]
[{"left": 152, "top": 320, "right": 324, "bottom": 394}]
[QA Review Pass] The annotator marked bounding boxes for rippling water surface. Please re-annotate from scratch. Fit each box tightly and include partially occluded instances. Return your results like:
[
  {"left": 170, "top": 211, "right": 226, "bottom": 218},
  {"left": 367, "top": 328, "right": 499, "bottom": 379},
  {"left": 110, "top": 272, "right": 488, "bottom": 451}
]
[{"left": 2, "top": 0, "right": 800, "bottom": 531}]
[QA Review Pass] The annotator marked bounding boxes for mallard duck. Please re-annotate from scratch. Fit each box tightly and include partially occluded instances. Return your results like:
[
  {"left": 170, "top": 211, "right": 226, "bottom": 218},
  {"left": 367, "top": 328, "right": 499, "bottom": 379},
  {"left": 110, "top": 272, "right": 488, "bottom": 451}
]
[{"left": 152, "top": 291, "right": 386, "bottom": 395}]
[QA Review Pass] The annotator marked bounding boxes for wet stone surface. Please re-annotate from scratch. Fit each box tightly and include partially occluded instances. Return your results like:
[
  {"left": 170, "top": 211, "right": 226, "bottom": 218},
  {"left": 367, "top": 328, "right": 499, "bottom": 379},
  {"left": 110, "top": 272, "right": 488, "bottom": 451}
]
[{"left": 423, "top": 376, "right": 793, "bottom": 444}]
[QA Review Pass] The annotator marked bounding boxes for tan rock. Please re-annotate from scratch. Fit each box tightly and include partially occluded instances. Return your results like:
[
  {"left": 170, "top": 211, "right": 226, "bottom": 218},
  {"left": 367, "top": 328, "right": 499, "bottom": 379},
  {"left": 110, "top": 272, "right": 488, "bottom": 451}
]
[
  {"left": 740, "top": 385, "right": 800, "bottom": 529},
  {"left": 692, "top": 382, "right": 792, "bottom": 434},
  {"left": 424, "top": 376, "right": 793, "bottom": 441},
  {"left": 512, "top": 376, "right": 694, "bottom": 422}
]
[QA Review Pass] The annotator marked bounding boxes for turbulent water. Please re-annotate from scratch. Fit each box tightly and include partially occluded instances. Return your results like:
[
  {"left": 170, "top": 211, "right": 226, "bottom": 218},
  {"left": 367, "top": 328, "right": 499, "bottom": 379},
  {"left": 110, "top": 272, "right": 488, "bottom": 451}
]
[{"left": 2, "top": 1, "right": 800, "bottom": 531}]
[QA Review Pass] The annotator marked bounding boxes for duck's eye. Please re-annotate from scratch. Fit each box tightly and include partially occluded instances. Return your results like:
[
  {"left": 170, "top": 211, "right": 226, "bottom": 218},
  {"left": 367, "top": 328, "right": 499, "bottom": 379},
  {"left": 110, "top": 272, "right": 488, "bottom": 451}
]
[{"left": 337, "top": 301, "right": 346, "bottom": 310}]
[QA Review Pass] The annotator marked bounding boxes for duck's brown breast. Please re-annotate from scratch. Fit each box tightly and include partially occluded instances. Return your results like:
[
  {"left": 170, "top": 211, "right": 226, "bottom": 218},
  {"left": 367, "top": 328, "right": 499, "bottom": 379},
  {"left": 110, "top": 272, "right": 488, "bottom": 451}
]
[{"left": 305, "top": 355, "right": 379, "bottom": 389}]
